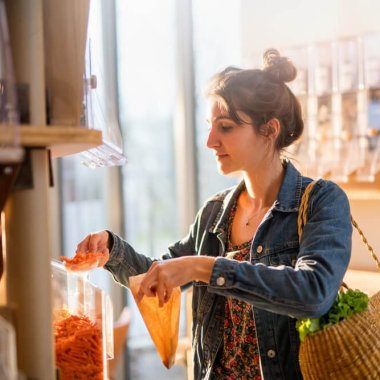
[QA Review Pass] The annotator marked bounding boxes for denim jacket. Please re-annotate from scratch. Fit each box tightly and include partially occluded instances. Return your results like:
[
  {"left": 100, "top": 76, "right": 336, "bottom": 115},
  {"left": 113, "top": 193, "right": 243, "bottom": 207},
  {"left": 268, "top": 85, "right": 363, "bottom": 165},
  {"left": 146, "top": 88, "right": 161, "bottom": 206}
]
[{"left": 105, "top": 161, "right": 352, "bottom": 380}]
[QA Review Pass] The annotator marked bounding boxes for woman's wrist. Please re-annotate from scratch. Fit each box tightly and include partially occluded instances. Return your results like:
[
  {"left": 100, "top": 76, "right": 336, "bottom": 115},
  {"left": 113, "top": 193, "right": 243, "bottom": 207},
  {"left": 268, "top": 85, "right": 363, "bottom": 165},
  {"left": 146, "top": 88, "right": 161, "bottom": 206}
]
[
  {"left": 192, "top": 256, "right": 216, "bottom": 283},
  {"left": 106, "top": 230, "right": 114, "bottom": 251}
]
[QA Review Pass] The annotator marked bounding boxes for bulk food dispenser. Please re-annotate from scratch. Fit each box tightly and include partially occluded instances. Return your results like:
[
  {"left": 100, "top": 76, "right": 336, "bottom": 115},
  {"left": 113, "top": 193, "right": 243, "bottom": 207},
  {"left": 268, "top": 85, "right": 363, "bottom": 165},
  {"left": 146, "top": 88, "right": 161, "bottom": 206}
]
[{"left": 51, "top": 260, "right": 113, "bottom": 380}]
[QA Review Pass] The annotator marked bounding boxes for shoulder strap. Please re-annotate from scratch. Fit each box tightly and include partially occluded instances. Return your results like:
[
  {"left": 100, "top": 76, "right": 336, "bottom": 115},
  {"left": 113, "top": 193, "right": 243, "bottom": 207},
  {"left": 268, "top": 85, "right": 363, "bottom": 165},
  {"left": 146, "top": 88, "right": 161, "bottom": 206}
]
[{"left": 297, "top": 180, "right": 318, "bottom": 241}]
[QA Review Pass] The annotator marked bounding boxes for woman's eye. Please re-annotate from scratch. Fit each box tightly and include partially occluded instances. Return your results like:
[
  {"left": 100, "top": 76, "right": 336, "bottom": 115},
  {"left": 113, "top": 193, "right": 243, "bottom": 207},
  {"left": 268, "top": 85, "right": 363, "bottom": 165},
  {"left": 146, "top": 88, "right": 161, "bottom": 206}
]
[{"left": 220, "top": 125, "right": 233, "bottom": 132}]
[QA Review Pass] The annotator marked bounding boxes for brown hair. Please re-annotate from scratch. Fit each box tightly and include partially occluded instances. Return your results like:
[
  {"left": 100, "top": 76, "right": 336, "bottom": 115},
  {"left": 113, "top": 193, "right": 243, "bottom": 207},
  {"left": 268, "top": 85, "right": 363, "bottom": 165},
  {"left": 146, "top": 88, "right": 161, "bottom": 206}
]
[{"left": 206, "top": 48, "right": 303, "bottom": 151}]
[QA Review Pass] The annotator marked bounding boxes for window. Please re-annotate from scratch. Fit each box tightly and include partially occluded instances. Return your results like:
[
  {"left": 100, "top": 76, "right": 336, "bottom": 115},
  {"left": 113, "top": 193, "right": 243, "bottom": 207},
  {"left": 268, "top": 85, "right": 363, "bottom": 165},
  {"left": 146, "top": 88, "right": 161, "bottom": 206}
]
[
  {"left": 115, "top": 1, "right": 189, "bottom": 378},
  {"left": 193, "top": 0, "right": 243, "bottom": 204},
  {"left": 115, "top": 0, "right": 179, "bottom": 345}
]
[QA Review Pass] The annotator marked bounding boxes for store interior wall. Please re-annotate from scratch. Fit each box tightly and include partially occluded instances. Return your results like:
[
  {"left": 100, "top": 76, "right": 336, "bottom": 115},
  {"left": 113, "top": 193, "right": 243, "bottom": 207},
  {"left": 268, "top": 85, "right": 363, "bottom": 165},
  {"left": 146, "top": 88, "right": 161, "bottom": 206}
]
[
  {"left": 240, "top": 0, "right": 380, "bottom": 272},
  {"left": 241, "top": 0, "right": 380, "bottom": 62}
]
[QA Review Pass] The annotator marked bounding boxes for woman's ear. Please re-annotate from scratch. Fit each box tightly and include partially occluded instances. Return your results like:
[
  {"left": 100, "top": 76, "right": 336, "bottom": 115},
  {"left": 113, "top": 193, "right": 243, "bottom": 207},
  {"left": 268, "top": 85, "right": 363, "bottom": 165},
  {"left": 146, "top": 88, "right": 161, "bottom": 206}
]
[
  {"left": 260, "top": 118, "right": 281, "bottom": 142},
  {"left": 266, "top": 118, "right": 281, "bottom": 142}
]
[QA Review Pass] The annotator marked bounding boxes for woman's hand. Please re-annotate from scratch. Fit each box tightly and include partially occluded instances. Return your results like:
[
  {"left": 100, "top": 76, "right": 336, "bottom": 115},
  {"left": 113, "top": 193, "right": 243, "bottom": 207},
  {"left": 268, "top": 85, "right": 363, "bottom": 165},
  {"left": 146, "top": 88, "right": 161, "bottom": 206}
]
[
  {"left": 137, "top": 256, "right": 216, "bottom": 307},
  {"left": 76, "top": 230, "right": 111, "bottom": 255},
  {"left": 60, "top": 231, "right": 111, "bottom": 272}
]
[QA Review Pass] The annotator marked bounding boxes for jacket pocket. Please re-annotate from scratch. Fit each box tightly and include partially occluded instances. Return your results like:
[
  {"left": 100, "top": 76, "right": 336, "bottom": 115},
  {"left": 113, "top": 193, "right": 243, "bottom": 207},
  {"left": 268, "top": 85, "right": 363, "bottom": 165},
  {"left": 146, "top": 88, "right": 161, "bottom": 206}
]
[{"left": 267, "top": 240, "right": 299, "bottom": 267}]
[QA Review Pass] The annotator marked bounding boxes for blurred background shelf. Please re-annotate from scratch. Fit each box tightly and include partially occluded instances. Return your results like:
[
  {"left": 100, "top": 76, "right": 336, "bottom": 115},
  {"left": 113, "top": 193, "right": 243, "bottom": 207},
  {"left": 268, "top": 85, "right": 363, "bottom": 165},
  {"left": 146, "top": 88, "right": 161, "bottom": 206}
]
[
  {"left": 333, "top": 173, "right": 380, "bottom": 199},
  {"left": 340, "top": 177, "right": 380, "bottom": 199},
  {"left": 0, "top": 125, "right": 102, "bottom": 158}
]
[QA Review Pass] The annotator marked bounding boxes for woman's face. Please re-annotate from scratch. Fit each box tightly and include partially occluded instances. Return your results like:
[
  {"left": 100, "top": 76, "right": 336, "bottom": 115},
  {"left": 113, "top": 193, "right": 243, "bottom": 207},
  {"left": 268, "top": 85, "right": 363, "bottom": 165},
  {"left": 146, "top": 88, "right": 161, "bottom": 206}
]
[{"left": 206, "top": 101, "right": 270, "bottom": 175}]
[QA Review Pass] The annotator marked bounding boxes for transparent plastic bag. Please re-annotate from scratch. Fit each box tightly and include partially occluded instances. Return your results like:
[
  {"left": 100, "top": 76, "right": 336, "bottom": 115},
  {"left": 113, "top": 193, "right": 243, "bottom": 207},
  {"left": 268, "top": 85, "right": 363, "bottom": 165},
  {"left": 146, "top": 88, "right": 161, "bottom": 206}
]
[{"left": 129, "top": 274, "right": 181, "bottom": 369}]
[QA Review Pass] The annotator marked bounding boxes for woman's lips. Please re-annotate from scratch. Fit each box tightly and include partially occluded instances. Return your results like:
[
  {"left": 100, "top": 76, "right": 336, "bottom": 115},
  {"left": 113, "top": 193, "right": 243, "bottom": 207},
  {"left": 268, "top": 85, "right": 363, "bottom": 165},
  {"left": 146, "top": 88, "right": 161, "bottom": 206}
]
[{"left": 216, "top": 153, "right": 228, "bottom": 160}]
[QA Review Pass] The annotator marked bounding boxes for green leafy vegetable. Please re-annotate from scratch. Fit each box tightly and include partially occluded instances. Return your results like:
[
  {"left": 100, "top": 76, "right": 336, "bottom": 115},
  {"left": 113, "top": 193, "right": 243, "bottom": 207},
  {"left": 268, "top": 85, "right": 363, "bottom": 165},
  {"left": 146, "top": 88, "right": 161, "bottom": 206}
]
[{"left": 296, "top": 289, "right": 369, "bottom": 341}]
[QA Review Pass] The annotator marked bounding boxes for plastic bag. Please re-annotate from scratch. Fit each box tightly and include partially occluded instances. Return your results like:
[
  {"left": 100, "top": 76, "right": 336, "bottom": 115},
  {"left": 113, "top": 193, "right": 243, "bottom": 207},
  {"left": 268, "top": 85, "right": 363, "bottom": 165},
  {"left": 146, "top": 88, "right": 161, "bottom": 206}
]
[{"left": 129, "top": 274, "right": 181, "bottom": 368}]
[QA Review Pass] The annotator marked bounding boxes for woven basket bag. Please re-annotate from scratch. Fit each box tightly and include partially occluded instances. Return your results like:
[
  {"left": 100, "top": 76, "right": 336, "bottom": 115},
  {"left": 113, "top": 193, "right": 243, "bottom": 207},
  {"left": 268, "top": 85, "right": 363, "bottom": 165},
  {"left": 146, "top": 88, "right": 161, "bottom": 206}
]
[{"left": 297, "top": 181, "right": 380, "bottom": 380}]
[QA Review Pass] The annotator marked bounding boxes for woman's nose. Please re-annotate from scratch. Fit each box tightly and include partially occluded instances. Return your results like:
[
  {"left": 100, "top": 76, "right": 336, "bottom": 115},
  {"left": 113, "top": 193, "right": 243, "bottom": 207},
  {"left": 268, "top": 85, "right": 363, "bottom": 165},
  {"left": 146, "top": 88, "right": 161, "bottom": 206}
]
[{"left": 206, "top": 126, "right": 219, "bottom": 149}]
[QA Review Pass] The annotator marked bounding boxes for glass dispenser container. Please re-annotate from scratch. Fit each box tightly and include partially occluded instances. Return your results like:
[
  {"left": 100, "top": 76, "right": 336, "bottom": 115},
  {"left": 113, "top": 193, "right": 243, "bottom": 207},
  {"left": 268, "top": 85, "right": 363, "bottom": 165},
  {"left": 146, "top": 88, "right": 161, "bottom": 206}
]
[
  {"left": 0, "top": 0, "right": 23, "bottom": 164},
  {"left": 43, "top": 0, "right": 127, "bottom": 168},
  {"left": 79, "top": 0, "right": 127, "bottom": 168},
  {"left": 51, "top": 260, "right": 113, "bottom": 380},
  {"left": 0, "top": 315, "right": 18, "bottom": 380}
]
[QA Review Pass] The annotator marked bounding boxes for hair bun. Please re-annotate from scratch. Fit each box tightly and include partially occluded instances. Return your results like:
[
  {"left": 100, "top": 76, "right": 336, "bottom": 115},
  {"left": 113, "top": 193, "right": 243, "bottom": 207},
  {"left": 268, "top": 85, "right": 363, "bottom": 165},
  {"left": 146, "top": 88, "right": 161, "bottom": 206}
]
[{"left": 262, "top": 48, "right": 297, "bottom": 83}]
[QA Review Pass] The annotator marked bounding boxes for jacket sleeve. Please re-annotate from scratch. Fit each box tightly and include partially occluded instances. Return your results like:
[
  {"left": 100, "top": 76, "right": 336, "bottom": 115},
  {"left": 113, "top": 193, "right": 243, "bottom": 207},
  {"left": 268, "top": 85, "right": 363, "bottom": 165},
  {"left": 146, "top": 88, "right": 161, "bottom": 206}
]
[
  {"left": 103, "top": 232, "right": 155, "bottom": 287},
  {"left": 207, "top": 180, "right": 352, "bottom": 318},
  {"left": 103, "top": 200, "right": 216, "bottom": 288}
]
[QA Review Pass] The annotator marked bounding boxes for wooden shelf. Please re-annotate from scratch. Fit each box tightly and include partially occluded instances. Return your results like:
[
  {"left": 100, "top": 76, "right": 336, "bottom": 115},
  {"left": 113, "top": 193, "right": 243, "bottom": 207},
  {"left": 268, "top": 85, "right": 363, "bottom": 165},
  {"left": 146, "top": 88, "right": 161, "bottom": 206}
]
[
  {"left": 339, "top": 176, "right": 380, "bottom": 200},
  {"left": 0, "top": 125, "right": 102, "bottom": 158}
]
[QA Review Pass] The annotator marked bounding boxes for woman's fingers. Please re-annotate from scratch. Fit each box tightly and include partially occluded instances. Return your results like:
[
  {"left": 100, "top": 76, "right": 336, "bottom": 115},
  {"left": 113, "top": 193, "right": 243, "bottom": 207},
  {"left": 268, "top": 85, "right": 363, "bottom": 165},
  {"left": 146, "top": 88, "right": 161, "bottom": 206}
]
[
  {"left": 137, "top": 281, "right": 168, "bottom": 308},
  {"left": 136, "top": 264, "right": 173, "bottom": 307},
  {"left": 76, "top": 234, "right": 91, "bottom": 253},
  {"left": 88, "top": 231, "right": 107, "bottom": 252},
  {"left": 156, "top": 280, "right": 167, "bottom": 308},
  {"left": 135, "top": 258, "right": 197, "bottom": 305},
  {"left": 76, "top": 231, "right": 109, "bottom": 253},
  {"left": 136, "top": 280, "right": 157, "bottom": 302}
]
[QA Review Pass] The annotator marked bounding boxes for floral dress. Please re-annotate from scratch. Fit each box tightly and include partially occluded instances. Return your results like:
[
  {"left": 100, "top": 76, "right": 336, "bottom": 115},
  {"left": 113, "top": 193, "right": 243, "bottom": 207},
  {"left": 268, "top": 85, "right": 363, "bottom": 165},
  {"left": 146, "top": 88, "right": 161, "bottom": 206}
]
[{"left": 212, "top": 201, "right": 262, "bottom": 380}]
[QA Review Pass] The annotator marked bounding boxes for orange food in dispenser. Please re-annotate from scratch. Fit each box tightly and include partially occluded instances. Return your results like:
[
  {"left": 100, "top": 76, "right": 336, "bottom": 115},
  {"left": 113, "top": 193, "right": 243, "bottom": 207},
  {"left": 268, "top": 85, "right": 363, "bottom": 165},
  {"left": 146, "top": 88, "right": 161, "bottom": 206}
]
[
  {"left": 129, "top": 274, "right": 181, "bottom": 369},
  {"left": 54, "top": 314, "right": 103, "bottom": 380}
]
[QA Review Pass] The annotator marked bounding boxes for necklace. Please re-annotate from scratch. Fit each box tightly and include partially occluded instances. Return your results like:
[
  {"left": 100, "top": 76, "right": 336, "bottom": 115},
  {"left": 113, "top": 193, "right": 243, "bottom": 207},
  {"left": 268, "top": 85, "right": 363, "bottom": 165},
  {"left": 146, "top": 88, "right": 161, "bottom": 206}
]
[
  {"left": 242, "top": 207, "right": 270, "bottom": 227},
  {"left": 238, "top": 189, "right": 272, "bottom": 227},
  {"left": 244, "top": 211, "right": 262, "bottom": 226}
]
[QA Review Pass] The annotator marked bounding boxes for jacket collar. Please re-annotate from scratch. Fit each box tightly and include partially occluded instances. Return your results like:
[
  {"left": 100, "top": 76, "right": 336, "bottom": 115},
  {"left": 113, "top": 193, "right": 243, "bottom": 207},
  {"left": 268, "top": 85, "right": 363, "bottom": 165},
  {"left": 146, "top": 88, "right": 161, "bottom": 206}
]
[
  {"left": 273, "top": 160, "right": 304, "bottom": 212},
  {"left": 210, "top": 181, "right": 244, "bottom": 234},
  {"left": 210, "top": 160, "right": 304, "bottom": 234}
]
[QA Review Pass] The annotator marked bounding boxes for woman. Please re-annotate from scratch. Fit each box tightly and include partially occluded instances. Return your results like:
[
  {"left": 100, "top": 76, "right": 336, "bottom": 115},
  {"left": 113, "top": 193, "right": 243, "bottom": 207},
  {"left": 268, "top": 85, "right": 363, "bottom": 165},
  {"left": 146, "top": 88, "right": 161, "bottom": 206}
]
[{"left": 74, "top": 49, "right": 352, "bottom": 379}]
